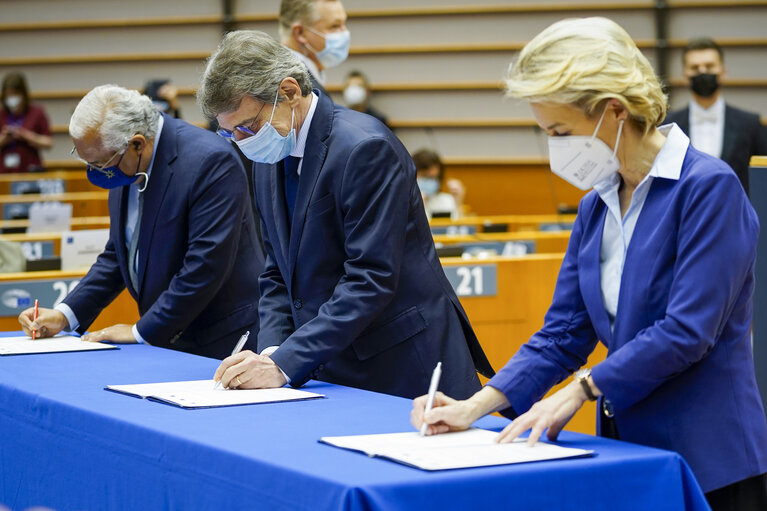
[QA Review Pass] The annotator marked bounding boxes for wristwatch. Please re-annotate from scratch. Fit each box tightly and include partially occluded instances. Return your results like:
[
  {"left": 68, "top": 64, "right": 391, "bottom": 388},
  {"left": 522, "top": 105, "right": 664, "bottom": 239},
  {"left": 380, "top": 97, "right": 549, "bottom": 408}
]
[{"left": 575, "top": 368, "right": 597, "bottom": 401}]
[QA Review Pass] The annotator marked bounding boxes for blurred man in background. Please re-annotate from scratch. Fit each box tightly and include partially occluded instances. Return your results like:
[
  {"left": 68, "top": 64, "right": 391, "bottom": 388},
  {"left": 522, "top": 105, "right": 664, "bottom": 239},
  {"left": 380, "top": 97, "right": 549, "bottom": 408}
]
[
  {"left": 665, "top": 38, "right": 767, "bottom": 194},
  {"left": 278, "top": 0, "right": 349, "bottom": 96}
]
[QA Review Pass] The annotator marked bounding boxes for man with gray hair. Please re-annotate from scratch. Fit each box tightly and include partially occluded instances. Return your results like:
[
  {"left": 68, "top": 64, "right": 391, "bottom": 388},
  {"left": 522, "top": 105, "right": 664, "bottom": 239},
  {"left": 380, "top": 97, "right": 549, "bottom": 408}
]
[
  {"left": 18, "top": 84, "right": 263, "bottom": 359},
  {"left": 278, "top": 0, "right": 349, "bottom": 95},
  {"left": 200, "top": 31, "right": 494, "bottom": 399}
]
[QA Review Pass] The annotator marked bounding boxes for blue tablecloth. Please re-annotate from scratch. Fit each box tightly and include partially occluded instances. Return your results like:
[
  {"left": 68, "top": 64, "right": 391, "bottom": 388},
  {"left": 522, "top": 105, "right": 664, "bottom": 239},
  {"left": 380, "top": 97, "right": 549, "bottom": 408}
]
[{"left": 0, "top": 338, "right": 710, "bottom": 511}]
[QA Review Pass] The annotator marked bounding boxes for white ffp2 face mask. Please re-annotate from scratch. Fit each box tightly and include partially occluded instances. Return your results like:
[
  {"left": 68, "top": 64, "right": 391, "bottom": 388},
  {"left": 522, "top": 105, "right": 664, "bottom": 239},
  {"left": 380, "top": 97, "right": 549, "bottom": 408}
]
[{"left": 547, "top": 109, "right": 624, "bottom": 190}]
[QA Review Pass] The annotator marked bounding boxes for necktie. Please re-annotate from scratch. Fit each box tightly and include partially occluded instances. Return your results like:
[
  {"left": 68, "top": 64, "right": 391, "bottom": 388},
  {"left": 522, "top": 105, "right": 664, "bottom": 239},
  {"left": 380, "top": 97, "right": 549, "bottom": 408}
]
[
  {"left": 128, "top": 192, "right": 144, "bottom": 292},
  {"left": 284, "top": 156, "right": 300, "bottom": 225}
]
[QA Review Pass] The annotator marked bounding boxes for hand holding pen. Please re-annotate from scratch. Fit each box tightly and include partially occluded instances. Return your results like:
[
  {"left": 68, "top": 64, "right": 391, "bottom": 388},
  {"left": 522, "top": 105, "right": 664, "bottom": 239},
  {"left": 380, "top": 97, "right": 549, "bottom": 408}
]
[{"left": 213, "top": 331, "right": 250, "bottom": 390}]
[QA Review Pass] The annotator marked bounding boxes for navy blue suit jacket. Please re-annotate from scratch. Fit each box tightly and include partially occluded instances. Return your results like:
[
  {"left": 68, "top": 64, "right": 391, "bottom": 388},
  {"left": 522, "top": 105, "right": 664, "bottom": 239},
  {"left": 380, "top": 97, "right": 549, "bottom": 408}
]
[
  {"left": 488, "top": 144, "right": 767, "bottom": 492},
  {"left": 64, "top": 115, "right": 263, "bottom": 359},
  {"left": 253, "top": 92, "right": 493, "bottom": 399},
  {"left": 666, "top": 103, "right": 767, "bottom": 194}
]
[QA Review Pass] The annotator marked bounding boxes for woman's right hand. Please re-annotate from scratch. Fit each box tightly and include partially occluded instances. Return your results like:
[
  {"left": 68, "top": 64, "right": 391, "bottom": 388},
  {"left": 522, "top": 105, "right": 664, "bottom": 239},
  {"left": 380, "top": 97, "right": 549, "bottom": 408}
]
[{"left": 411, "top": 386, "right": 511, "bottom": 435}]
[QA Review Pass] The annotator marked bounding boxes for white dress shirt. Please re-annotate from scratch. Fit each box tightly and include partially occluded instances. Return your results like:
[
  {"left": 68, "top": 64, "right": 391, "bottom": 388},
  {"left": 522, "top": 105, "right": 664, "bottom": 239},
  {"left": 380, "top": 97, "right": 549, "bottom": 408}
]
[
  {"left": 593, "top": 123, "right": 689, "bottom": 330},
  {"left": 688, "top": 96, "right": 724, "bottom": 159},
  {"left": 56, "top": 116, "right": 164, "bottom": 344}
]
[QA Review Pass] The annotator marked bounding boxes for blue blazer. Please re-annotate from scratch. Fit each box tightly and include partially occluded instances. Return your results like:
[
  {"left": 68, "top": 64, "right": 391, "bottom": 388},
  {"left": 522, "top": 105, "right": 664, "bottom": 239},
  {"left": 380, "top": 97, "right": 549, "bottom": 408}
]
[
  {"left": 488, "top": 146, "right": 767, "bottom": 492},
  {"left": 64, "top": 115, "right": 263, "bottom": 359},
  {"left": 253, "top": 92, "right": 494, "bottom": 399}
]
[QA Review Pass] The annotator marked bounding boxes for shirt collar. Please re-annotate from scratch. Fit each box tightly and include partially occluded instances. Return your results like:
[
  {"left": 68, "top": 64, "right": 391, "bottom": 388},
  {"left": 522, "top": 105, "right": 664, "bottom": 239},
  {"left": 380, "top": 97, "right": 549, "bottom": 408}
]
[
  {"left": 649, "top": 123, "right": 689, "bottom": 181},
  {"left": 290, "top": 91, "right": 318, "bottom": 159},
  {"left": 287, "top": 47, "right": 325, "bottom": 85},
  {"left": 689, "top": 95, "right": 724, "bottom": 122}
]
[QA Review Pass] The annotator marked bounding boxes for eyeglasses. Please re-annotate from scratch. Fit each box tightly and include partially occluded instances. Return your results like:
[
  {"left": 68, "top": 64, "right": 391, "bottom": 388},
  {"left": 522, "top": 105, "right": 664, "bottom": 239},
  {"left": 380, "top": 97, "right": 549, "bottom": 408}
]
[
  {"left": 216, "top": 119, "right": 259, "bottom": 140},
  {"left": 70, "top": 145, "right": 126, "bottom": 172},
  {"left": 216, "top": 99, "right": 270, "bottom": 140}
]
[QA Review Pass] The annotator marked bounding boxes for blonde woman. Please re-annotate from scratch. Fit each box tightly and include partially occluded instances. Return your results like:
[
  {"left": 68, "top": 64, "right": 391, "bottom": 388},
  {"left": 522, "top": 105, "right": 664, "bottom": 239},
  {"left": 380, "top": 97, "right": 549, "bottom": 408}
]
[{"left": 412, "top": 17, "right": 767, "bottom": 510}]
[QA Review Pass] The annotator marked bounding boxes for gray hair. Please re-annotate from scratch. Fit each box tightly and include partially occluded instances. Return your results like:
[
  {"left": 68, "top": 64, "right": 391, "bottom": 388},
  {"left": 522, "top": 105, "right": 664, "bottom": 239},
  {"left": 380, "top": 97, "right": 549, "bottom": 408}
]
[
  {"left": 197, "top": 30, "right": 313, "bottom": 120},
  {"left": 278, "top": 0, "right": 321, "bottom": 42},
  {"left": 69, "top": 84, "right": 159, "bottom": 151}
]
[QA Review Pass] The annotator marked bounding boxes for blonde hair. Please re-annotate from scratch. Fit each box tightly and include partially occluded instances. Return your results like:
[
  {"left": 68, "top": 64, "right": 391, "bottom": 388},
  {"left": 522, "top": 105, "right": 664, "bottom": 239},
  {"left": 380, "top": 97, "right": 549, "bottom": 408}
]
[{"left": 505, "top": 17, "right": 667, "bottom": 134}]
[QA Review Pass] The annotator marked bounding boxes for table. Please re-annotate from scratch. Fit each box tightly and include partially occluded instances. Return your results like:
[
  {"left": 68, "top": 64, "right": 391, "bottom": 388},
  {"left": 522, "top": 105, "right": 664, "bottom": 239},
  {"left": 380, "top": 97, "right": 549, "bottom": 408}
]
[{"left": 0, "top": 338, "right": 710, "bottom": 511}]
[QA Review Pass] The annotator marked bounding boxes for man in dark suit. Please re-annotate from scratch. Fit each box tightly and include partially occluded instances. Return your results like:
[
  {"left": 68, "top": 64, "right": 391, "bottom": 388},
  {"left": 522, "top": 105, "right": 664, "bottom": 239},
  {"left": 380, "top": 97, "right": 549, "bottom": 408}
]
[
  {"left": 278, "top": 0, "right": 350, "bottom": 96},
  {"left": 199, "top": 31, "right": 494, "bottom": 399},
  {"left": 18, "top": 85, "right": 263, "bottom": 359},
  {"left": 665, "top": 38, "right": 767, "bottom": 194}
]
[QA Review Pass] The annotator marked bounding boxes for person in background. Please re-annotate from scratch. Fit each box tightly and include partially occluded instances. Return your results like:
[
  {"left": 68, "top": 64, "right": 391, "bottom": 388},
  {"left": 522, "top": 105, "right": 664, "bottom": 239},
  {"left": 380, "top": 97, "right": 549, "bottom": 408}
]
[
  {"left": 665, "top": 38, "right": 767, "bottom": 195},
  {"left": 198, "top": 30, "right": 494, "bottom": 399},
  {"left": 412, "top": 18, "right": 767, "bottom": 511},
  {"left": 0, "top": 72, "right": 52, "bottom": 173},
  {"left": 278, "top": 0, "right": 349, "bottom": 96},
  {"left": 18, "top": 85, "right": 263, "bottom": 359},
  {"left": 342, "top": 70, "right": 389, "bottom": 128},
  {"left": 412, "top": 148, "right": 465, "bottom": 219},
  {"left": 144, "top": 79, "right": 181, "bottom": 119}
]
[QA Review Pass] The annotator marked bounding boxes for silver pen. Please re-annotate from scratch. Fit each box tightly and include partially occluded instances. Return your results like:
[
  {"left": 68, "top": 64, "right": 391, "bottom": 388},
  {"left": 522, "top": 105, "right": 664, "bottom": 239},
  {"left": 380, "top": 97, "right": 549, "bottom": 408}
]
[{"left": 213, "top": 330, "right": 250, "bottom": 390}]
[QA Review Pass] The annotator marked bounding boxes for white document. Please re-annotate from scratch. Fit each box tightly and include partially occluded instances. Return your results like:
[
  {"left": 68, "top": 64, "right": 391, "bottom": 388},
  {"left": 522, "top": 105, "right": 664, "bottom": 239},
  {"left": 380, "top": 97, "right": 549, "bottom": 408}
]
[
  {"left": 106, "top": 379, "right": 325, "bottom": 409},
  {"left": 0, "top": 335, "right": 118, "bottom": 355},
  {"left": 320, "top": 428, "right": 594, "bottom": 471},
  {"left": 27, "top": 202, "right": 72, "bottom": 233},
  {"left": 60, "top": 229, "right": 110, "bottom": 271}
]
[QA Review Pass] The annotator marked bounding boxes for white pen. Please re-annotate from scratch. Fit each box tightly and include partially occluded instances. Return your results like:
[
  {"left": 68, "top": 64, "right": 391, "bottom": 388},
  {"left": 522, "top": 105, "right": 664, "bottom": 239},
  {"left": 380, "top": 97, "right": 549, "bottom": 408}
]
[
  {"left": 213, "top": 330, "right": 250, "bottom": 390},
  {"left": 420, "top": 361, "right": 442, "bottom": 436}
]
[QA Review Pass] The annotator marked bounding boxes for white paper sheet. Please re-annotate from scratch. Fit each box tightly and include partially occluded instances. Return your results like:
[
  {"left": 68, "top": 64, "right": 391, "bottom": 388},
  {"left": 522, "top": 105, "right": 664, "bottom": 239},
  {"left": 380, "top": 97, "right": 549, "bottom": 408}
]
[
  {"left": 320, "top": 428, "right": 593, "bottom": 470},
  {"left": 0, "top": 335, "right": 118, "bottom": 355},
  {"left": 106, "top": 379, "right": 325, "bottom": 408}
]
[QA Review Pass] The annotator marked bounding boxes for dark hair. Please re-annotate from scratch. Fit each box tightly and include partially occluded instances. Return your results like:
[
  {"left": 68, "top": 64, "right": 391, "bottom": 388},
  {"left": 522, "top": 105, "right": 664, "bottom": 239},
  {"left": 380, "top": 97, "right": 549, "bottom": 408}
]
[
  {"left": 412, "top": 148, "right": 444, "bottom": 182},
  {"left": 2, "top": 72, "right": 30, "bottom": 112},
  {"left": 344, "top": 69, "right": 369, "bottom": 89},
  {"left": 683, "top": 37, "right": 724, "bottom": 64}
]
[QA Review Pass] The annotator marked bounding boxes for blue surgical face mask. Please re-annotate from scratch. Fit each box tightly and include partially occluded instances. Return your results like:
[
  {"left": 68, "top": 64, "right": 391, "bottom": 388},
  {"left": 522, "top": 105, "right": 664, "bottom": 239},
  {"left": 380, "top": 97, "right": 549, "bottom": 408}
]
[
  {"left": 84, "top": 149, "right": 148, "bottom": 192},
  {"left": 417, "top": 177, "right": 440, "bottom": 197},
  {"left": 306, "top": 28, "right": 350, "bottom": 68},
  {"left": 236, "top": 91, "right": 296, "bottom": 164}
]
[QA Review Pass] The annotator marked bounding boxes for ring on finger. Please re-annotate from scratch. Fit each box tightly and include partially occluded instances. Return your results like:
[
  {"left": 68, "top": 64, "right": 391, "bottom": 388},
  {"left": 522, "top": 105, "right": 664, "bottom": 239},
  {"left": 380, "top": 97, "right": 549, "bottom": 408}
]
[{"left": 235, "top": 376, "right": 243, "bottom": 387}]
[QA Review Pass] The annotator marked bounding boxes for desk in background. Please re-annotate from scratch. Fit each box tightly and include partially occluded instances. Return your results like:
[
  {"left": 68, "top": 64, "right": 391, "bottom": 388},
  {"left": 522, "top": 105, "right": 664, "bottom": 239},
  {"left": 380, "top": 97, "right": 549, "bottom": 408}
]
[
  {"left": 0, "top": 340, "right": 709, "bottom": 511},
  {"left": 0, "top": 254, "right": 601, "bottom": 433}
]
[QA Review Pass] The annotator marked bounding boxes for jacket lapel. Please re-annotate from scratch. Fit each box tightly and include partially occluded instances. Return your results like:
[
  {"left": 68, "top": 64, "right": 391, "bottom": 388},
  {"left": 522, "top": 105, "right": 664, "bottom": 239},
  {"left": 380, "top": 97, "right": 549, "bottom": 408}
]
[
  {"left": 287, "top": 91, "right": 332, "bottom": 273},
  {"left": 113, "top": 186, "right": 137, "bottom": 299},
  {"left": 579, "top": 202, "right": 613, "bottom": 346},
  {"left": 263, "top": 161, "right": 288, "bottom": 263},
  {"left": 134, "top": 114, "right": 175, "bottom": 296},
  {"left": 721, "top": 105, "right": 737, "bottom": 163}
]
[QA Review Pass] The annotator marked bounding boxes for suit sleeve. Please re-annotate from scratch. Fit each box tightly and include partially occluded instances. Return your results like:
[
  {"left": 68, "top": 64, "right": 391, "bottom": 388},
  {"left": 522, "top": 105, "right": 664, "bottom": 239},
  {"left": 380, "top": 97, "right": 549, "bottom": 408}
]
[
  {"left": 61, "top": 237, "right": 126, "bottom": 333},
  {"left": 256, "top": 213, "right": 294, "bottom": 352},
  {"left": 486, "top": 205, "right": 600, "bottom": 417},
  {"left": 591, "top": 171, "right": 758, "bottom": 411},
  {"left": 134, "top": 151, "right": 248, "bottom": 343},
  {"left": 269, "top": 136, "right": 409, "bottom": 386}
]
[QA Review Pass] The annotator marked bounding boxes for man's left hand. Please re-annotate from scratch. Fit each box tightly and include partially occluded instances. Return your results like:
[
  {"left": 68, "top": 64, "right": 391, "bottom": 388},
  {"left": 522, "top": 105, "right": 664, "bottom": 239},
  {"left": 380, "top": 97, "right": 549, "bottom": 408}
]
[
  {"left": 214, "top": 351, "right": 288, "bottom": 389},
  {"left": 81, "top": 324, "right": 137, "bottom": 344}
]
